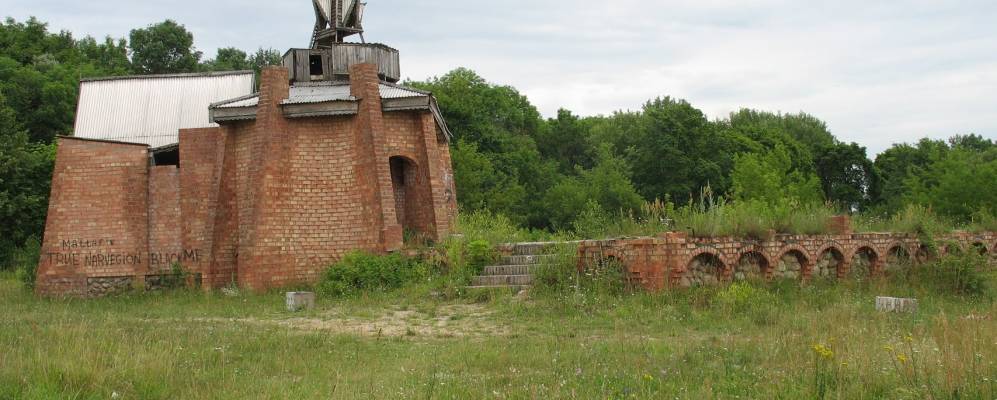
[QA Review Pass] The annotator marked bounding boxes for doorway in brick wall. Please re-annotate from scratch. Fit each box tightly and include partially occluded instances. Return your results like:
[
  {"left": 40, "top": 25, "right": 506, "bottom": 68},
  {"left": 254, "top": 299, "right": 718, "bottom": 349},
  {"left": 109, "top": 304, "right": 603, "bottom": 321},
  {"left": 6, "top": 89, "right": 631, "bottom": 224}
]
[{"left": 389, "top": 156, "right": 420, "bottom": 238}]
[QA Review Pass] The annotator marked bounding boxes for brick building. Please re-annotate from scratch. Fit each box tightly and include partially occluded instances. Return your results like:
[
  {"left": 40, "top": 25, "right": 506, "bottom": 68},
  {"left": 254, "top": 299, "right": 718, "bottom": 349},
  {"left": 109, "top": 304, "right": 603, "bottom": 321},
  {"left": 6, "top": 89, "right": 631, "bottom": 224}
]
[{"left": 36, "top": 2, "right": 457, "bottom": 296}]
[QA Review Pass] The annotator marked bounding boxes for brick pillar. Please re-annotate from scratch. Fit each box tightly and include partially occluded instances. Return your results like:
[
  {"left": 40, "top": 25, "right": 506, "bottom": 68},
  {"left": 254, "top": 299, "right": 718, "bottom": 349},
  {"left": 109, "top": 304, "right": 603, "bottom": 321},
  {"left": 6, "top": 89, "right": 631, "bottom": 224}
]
[
  {"left": 801, "top": 261, "right": 816, "bottom": 282},
  {"left": 417, "top": 113, "right": 450, "bottom": 240},
  {"left": 238, "top": 67, "right": 291, "bottom": 290},
  {"left": 350, "top": 63, "right": 403, "bottom": 251},
  {"left": 837, "top": 261, "right": 852, "bottom": 279}
]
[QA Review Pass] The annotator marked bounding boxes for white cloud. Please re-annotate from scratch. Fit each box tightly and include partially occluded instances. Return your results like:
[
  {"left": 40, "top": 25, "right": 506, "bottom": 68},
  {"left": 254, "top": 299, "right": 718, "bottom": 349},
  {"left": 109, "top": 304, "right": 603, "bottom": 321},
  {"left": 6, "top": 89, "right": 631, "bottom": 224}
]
[{"left": 5, "top": 0, "right": 996, "bottom": 154}]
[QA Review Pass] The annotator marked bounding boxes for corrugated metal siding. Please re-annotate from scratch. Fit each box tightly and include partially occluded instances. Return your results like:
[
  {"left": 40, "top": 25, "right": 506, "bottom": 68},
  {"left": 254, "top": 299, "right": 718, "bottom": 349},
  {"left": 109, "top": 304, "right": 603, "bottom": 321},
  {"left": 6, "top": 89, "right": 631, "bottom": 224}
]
[
  {"left": 74, "top": 72, "right": 255, "bottom": 148},
  {"left": 283, "top": 84, "right": 354, "bottom": 104},
  {"left": 378, "top": 84, "right": 424, "bottom": 99}
]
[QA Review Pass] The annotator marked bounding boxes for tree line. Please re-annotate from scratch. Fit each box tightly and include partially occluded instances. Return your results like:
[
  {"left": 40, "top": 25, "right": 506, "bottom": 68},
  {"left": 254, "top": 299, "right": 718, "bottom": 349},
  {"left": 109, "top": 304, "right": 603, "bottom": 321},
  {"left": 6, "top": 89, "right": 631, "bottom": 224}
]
[{"left": 1, "top": 17, "right": 994, "bottom": 267}]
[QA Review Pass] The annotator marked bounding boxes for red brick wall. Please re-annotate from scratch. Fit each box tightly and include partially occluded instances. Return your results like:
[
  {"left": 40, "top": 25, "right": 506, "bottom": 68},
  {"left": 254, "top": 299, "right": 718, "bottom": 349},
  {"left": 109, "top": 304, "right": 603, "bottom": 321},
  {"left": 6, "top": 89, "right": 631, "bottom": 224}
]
[
  {"left": 279, "top": 115, "right": 381, "bottom": 282},
  {"left": 39, "top": 64, "right": 460, "bottom": 295},
  {"left": 383, "top": 112, "right": 436, "bottom": 237},
  {"left": 179, "top": 126, "right": 228, "bottom": 286},
  {"left": 578, "top": 230, "right": 997, "bottom": 291},
  {"left": 148, "top": 166, "right": 181, "bottom": 273},
  {"left": 36, "top": 138, "right": 150, "bottom": 296}
]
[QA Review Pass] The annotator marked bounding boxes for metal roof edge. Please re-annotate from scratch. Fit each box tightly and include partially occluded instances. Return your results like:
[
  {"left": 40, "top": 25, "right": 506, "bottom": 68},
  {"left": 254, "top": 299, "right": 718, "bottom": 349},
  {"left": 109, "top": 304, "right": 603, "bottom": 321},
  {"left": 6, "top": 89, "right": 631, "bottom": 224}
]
[
  {"left": 210, "top": 92, "right": 261, "bottom": 109},
  {"left": 150, "top": 143, "right": 179, "bottom": 154},
  {"left": 380, "top": 81, "right": 432, "bottom": 96},
  {"left": 57, "top": 135, "right": 151, "bottom": 147},
  {"left": 81, "top": 70, "right": 255, "bottom": 83}
]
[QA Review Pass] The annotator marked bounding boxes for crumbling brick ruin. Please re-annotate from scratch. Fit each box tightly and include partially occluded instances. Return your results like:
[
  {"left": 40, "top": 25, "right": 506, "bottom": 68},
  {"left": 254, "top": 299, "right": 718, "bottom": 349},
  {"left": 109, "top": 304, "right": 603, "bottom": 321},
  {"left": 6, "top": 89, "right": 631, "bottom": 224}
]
[
  {"left": 577, "top": 225, "right": 997, "bottom": 290},
  {"left": 35, "top": 2, "right": 457, "bottom": 296}
]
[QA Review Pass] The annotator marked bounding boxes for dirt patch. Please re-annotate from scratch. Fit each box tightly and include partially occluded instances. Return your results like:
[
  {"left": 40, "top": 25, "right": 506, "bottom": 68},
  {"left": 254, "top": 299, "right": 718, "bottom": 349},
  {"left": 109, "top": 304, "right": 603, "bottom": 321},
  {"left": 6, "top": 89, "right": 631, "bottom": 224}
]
[{"left": 190, "top": 304, "right": 512, "bottom": 338}]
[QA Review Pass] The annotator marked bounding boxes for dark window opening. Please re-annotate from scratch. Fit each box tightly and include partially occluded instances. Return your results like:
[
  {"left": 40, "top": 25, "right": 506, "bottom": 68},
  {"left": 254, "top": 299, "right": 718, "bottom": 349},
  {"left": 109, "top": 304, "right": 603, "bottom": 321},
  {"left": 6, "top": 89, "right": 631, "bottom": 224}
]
[
  {"left": 390, "top": 157, "right": 407, "bottom": 186},
  {"left": 309, "top": 54, "right": 324, "bottom": 76},
  {"left": 152, "top": 148, "right": 179, "bottom": 167}
]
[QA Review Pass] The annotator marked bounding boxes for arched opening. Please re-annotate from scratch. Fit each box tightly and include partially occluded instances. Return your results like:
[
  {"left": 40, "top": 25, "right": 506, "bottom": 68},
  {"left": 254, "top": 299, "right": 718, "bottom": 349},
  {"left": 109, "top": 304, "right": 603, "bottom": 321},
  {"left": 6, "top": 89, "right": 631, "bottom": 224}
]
[
  {"left": 815, "top": 247, "right": 844, "bottom": 279},
  {"left": 776, "top": 250, "right": 808, "bottom": 280},
  {"left": 850, "top": 247, "right": 878, "bottom": 279},
  {"left": 389, "top": 156, "right": 423, "bottom": 240},
  {"left": 735, "top": 251, "right": 769, "bottom": 281},
  {"left": 915, "top": 244, "right": 936, "bottom": 264},
  {"left": 885, "top": 246, "right": 911, "bottom": 274},
  {"left": 684, "top": 252, "right": 725, "bottom": 287},
  {"left": 971, "top": 242, "right": 988, "bottom": 257}
]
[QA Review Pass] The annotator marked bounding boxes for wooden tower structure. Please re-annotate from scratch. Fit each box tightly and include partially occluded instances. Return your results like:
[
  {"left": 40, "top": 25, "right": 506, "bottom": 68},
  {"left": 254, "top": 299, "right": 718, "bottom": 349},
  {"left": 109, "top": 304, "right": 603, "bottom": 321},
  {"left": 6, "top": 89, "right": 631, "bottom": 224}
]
[{"left": 311, "top": 0, "right": 366, "bottom": 47}]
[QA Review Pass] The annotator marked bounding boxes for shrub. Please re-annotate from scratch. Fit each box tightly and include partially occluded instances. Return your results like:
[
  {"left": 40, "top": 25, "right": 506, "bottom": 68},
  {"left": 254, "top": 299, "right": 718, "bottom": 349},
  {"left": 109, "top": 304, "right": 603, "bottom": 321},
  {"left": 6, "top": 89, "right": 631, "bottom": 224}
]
[
  {"left": 465, "top": 240, "right": 495, "bottom": 273},
  {"left": 317, "top": 252, "right": 428, "bottom": 297},
  {"left": 713, "top": 281, "right": 777, "bottom": 313},
  {"left": 532, "top": 244, "right": 582, "bottom": 293},
  {"left": 13, "top": 237, "right": 41, "bottom": 289},
  {"left": 910, "top": 252, "right": 990, "bottom": 297}
]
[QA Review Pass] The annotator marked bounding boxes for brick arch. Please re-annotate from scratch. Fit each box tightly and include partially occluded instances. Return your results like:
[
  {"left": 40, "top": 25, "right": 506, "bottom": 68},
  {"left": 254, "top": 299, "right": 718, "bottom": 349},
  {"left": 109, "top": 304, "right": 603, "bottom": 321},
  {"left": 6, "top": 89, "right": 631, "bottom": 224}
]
[
  {"left": 735, "top": 249, "right": 771, "bottom": 281},
  {"left": 970, "top": 242, "right": 988, "bottom": 256},
  {"left": 684, "top": 246, "right": 726, "bottom": 269},
  {"left": 884, "top": 242, "right": 913, "bottom": 263},
  {"left": 813, "top": 242, "right": 847, "bottom": 280},
  {"left": 991, "top": 240, "right": 997, "bottom": 256},
  {"left": 941, "top": 241, "right": 966, "bottom": 256},
  {"left": 815, "top": 242, "right": 846, "bottom": 261},
  {"left": 681, "top": 247, "right": 728, "bottom": 287},
  {"left": 846, "top": 242, "right": 879, "bottom": 262},
  {"left": 775, "top": 244, "right": 811, "bottom": 265}
]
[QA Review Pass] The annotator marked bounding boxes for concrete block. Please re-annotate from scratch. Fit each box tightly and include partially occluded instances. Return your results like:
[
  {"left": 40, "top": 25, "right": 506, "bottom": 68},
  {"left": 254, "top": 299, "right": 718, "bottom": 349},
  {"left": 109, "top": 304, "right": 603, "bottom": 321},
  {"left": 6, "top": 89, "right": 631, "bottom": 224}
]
[
  {"left": 286, "top": 292, "right": 316, "bottom": 312},
  {"left": 876, "top": 296, "right": 918, "bottom": 313}
]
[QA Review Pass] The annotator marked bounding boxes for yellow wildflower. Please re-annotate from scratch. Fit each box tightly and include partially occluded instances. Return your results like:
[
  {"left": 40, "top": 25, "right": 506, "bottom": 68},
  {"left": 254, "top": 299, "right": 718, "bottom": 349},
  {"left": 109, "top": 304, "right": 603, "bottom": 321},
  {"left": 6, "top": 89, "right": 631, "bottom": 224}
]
[{"left": 897, "top": 354, "right": 908, "bottom": 364}]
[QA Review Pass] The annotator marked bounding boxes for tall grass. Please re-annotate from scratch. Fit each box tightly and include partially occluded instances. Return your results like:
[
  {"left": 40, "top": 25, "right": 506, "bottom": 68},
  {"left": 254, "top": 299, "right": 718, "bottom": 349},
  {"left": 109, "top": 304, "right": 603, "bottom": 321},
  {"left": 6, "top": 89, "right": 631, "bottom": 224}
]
[
  {"left": 2, "top": 262, "right": 996, "bottom": 398},
  {"left": 569, "top": 189, "right": 837, "bottom": 240},
  {"left": 853, "top": 204, "right": 956, "bottom": 236}
]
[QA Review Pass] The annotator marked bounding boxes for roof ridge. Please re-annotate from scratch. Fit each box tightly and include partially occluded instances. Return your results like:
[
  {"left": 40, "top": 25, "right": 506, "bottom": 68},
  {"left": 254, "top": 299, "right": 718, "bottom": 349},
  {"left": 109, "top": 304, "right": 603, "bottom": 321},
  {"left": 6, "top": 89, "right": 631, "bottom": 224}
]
[{"left": 81, "top": 70, "right": 255, "bottom": 83}]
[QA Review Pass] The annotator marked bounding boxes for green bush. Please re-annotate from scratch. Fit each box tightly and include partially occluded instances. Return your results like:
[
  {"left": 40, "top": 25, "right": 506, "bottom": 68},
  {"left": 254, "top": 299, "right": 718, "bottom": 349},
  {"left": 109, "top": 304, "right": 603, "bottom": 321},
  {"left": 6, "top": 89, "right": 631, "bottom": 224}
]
[
  {"left": 465, "top": 240, "right": 495, "bottom": 273},
  {"left": 910, "top": 253, "right": 990, "bottom": 297},
  {"left": 13, "top": 237, "right": 40, "bottom": 289},
  {"left": 317, "top": 252, "right": 428, "bottom": 297}
]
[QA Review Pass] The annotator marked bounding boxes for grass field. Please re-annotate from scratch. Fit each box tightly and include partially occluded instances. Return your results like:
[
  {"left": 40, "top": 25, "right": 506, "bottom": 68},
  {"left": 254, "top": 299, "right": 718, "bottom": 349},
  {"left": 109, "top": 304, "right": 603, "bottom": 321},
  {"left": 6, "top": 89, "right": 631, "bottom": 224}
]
[{"left": 2, "top": 269, "right": 996, "bottom": 399}]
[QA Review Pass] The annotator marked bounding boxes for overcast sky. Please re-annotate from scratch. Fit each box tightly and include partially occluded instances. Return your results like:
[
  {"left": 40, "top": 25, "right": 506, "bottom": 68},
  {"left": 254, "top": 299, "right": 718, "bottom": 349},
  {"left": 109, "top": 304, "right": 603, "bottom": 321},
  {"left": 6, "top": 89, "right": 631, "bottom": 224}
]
[{"left": 7, "top": 0, "right": 997, "bottom": 154}]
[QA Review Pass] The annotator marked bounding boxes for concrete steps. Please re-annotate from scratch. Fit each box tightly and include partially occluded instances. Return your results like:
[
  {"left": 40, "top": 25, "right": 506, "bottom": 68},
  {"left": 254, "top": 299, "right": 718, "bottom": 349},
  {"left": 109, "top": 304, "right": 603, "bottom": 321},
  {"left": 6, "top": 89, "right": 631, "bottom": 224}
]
[{"left": 466, "top": 242, "right": 563, "bottom": 290}]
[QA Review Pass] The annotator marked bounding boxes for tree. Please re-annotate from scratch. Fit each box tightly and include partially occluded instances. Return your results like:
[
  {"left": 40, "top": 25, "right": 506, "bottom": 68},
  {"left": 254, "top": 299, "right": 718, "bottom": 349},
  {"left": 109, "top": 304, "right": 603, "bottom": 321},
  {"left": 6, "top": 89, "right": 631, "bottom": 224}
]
[
  {"left": 0, "top": 93, "right": 55, "bottom": 268},
  {"left": 0, "top": 18, "right": 131, "bottom": 143},
  {"left": 203, "top": 47, "right": 250, "bottom": 71},
  {"left": 619, "top": 97, "right": 737, "bottom": 204},
  {"left": 408, "top": 69, "right": 561, "bottom": 227},
  {"left": 731, "top": 144, "right": 822, "bottom": 206},
  {"left": 541, "top": 145, "right": 644, "bottom": 229},
  {"left": 722, "top": 109, "right": 820, "bottom": 176},
  {"left": 129, "top": 20, "right": 201, "bottom": 74},
  {"left": 814, "top": 142, "right": 880, "bottom": 211},
  {"left": 536, "top": 109, "right": 595, "bottom": 173},
  {"left": 874, "top": 138, "right": 950, "bottom": 214},
  {"left": 906, "top": 148, "right": 997, "bottom": 221},
  {"left": 77, "top": 36, "right": 131, "bottom": 74}
]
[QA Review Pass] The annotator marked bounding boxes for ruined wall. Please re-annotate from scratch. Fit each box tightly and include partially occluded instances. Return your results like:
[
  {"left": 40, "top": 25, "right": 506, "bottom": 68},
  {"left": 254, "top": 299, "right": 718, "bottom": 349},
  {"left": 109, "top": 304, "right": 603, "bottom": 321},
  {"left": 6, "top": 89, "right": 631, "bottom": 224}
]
[
  {"left": 36, "top": 138, "right": 150, "bottom": 297},
  {"left": 383, "top": 112, "right": 436, "bottom": 237},
  {"left": 38, "top": 64, "right": 459, "bottom": 296},
  {"left": 578, "top": 230, "right": 997, "bottom": 290},
  {"left": 148, "top": 166, "right": 181, "bottom": 274},
  {"left": 179, "top": 126, "right": 228, "bottom": 287},
  {"left": 281, "top": 115, "right": 381, "bottom": 282}
]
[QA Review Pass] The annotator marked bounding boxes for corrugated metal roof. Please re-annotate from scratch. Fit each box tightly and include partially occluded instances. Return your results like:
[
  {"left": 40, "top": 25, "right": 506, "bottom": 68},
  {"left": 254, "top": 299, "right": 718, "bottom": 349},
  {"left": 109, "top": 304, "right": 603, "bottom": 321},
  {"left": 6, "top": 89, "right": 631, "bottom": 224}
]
[
  {"left": 73, "top": 71, "right": 255, "bottom": 148},
  {"left": 379, "top": 83, "right": 427, "bottom": 99},
  {"left": 283, "top": 84, "right": 355, "bottom": 104},
  {"left": 215, "top": 94, "right": 260, "bottom": 108},
  {"left": 211, "top": 82, "right": 427, "bottom": 107}
]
